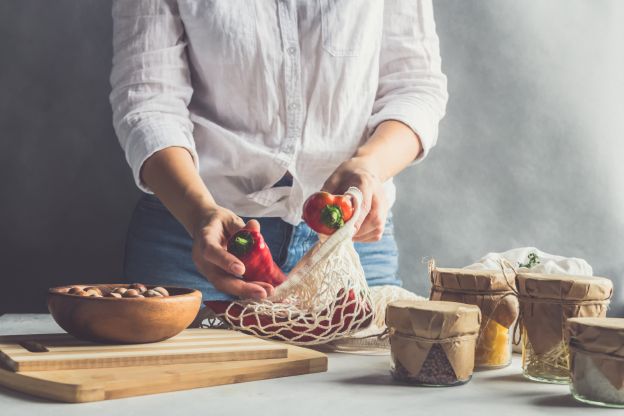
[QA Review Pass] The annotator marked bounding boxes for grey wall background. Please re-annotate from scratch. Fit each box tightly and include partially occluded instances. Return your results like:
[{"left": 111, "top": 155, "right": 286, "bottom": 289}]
[{"left": 1, "top": 1, "right": 622, "bottom": 314}]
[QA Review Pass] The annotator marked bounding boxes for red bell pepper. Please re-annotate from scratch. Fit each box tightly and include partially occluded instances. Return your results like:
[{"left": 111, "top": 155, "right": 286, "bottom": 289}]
[
  {"left": 302, "top": 192, "right": 354, "bottom": 235},
  {"left": 227, "top": 224, "right": 287, "bottom": 287}
]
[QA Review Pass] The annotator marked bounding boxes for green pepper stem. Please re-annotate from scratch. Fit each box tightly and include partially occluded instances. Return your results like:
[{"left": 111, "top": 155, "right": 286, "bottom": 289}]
[
  {"left": 228, "top": 232, "right": 254, "bottom": 256},
  {"left": 320, "top": 205, "right": 344, "bottom": 229}
]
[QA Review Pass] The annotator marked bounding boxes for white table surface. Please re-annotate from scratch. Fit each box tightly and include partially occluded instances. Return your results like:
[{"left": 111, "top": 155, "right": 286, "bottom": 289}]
[{"left": 0, "top": 314, "right": 612, "bottom": 416}]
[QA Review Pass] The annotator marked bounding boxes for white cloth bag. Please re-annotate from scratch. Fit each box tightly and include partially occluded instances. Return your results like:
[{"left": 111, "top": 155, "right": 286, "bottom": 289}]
[
  {"left": 464, "top": 247, "right": 592, "bottom": 275},
  {"left": 464, "top": 247, "right": 593, "bottom": 352}
]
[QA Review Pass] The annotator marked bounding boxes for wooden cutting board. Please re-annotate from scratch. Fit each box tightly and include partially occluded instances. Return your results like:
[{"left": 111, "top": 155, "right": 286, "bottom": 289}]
[
  {"left": 0, "top": 342, "right": 327, "bottom": 403},
  {"left": 0, "top": 329, "right": 288, "bottom": 371}
]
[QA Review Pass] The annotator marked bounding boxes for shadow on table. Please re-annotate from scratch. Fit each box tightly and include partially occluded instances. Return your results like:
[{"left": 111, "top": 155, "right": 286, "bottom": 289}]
[
  {"left": 531, "top": 394, "right": 595, "bottom": 408},
  {"left": 479, "top": 373, "right": 528, "bottom": 383},
  {"left": 334, "top": 373, "right": 395, "bottom": 387},
  {"left": 0, "top": 384, "right": 53, "bottom": 404},
  {"left": 335, "top": 372, "right": 482, "bottom": 389}
]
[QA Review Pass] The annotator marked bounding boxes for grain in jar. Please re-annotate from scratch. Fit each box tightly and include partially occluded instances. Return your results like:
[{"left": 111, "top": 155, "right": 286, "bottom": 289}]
[
  {"left": 517, "top": 273, "right": 612, "bottom": 384},
  {"left": 567, "top": 317, "right": 624, "bottom": 408},
  {"left": 386, "top": 300, "right": 481, "bottom": 386},
  {"left": 429, "top": 264, "right": 518, "bottom": 369}
]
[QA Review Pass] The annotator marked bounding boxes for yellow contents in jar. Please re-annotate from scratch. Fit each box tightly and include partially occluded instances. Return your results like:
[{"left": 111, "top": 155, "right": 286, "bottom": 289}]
[{"left": 475, "top": 319, "right": 511, "bottom": 368}]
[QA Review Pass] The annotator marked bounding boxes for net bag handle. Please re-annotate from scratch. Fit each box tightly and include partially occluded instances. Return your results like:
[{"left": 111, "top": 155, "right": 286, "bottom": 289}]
[{"left": 270, "top": 187, "right": 363, "bottom": 300}]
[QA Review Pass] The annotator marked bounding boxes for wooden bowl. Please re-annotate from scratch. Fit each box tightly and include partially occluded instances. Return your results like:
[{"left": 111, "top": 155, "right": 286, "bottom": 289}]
[{"left": 47, "top": 284, "right": 202, "bottom": 344}]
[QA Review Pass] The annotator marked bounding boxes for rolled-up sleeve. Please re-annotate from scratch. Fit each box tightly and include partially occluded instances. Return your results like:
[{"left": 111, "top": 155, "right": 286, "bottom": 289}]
[
  {"left": 367, "top": 0, "right": 448, "bottom": 162},
  {"left": 109, "top": 0, "right": 197, "bottom": 193}
]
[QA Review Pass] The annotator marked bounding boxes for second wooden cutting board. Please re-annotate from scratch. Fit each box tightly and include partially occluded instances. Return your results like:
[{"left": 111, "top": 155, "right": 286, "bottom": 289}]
[{"left": 0, "top": 329, "right": 288, "bottom": 371}]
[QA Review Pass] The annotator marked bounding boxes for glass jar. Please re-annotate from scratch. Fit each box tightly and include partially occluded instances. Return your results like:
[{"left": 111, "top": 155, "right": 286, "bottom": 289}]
[
  {"left": 521, "top": 327, "right": 570, "bottom": 384},
  {"left": 570, "top": 350, "right": 624, "bottom": 408},
  {"left": 567, "top": 317, "right": 624, "bottom": 408},
  {"left": 428, "top": 263, "right": 518, "bottom": 370},
  {"left": 475, "top": 319, "right": 512, "bottom": 369},
  {"left": 391, "top": 343, "right": 471, "bottom": 387},
  {"left": 387, "top": 300, "right": 481, "bottom": 387},
  {"left": 517, "top": 272, "right": 612, "bottom": 383}
]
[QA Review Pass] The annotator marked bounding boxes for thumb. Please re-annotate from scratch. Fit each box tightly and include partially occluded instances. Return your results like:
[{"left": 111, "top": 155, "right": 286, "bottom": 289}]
[
  {"left": 245, "top": 219, "right": 261, "bottom": 232},
  {"left": 224, "top": 215, "right": 246, "bottom": 237}
]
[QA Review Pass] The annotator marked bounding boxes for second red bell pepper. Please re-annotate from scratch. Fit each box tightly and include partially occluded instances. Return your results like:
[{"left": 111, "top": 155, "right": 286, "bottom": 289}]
[
  {"left": 302, "top": 191, "right": 354, "bottom": 235},
  {"left": 204, "top": 288, "right": 371, "bottom": 343},
  {"left": 227, "top": 225, "right": 287, "bottom": 287}
]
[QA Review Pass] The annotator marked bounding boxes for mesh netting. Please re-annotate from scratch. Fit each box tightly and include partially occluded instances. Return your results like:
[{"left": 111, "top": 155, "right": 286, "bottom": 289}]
[
  {"left": 205, "top": 187, "right": 374, "bottom": 345},
  {"left": 320, "top": 285, "right": 425, "bottom": 353}
]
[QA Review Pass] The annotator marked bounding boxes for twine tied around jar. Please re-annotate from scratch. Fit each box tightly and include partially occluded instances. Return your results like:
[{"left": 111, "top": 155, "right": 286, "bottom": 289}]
[
  {"left": 388, "top": 327, "right": 478, "bottom": 344},
  {"left": 428, "top": 258, "right": 520, "bottom": 348},
  {"left": 496, "top": 259, "right": 524, "bottom": 345},
  {"left": 568, "top": 342, "right": 624, "bottom": 362},
  {"left": 499, "top": 259, "right": 612, "bottom": 350}
]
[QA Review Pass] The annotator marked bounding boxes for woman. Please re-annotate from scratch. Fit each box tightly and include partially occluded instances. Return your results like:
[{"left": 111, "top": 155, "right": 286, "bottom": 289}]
[{"left": 110, "top": 0, "right": 447, "bottom": 302}]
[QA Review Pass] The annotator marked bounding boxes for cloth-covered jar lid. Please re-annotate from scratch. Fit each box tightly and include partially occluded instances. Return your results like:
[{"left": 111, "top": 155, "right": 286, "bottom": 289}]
[
  {"left": 517, "top": 274, "right": 612, "bottom": 355},
  {"left": 386, "top": 300, "right": 481, "bottom": 339},
  {"left": 430, "top": 267, "right": 519, "bottom": 328},
  {"left": 431, "top": 267, "right": 514, "bottom": 292},
  {"left": 567, "top": 317, "right": 624, "bottom": 357},
  {"left": 517, "top": 273, "right": 613, "bottom": 301}
]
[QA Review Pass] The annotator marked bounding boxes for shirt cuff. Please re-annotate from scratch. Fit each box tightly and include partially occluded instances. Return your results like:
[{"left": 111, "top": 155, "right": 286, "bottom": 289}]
[
  {"left": 367, "top": 102, "right": 439, "bottom": 164},
  {"left": 124, "top": 120, "right": 198, "bottom": 193}
]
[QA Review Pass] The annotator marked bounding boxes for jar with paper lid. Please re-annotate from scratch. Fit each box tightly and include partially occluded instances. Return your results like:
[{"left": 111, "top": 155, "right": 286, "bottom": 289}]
[
  {"left": 386, "top": 300, "right": 481, "bottom": 386},
  {"left": 429, "top": 264, "right": 519, "bottom": 369},
  {"left": 517, "top": 272, "right": 613, "bottom": 384},
  {"left": 567, "top": 317, "right": 624, "bottom": 408}
]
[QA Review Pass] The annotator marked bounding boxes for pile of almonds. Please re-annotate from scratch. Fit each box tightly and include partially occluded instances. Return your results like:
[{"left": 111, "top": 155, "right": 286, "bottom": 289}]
[{"left": 66, "top": 283, "right": 170, "bottom": 299}]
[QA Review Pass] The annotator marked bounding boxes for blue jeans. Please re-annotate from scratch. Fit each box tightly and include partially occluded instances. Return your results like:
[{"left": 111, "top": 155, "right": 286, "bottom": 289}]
[{"left": 124, "top": 195, "right": 402, "bottom": 301}]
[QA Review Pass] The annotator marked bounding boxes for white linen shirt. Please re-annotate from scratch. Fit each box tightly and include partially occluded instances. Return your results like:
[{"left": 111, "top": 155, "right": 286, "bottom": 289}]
[{"left": 110, "top": 0, "right": 448, "bottom": 225}]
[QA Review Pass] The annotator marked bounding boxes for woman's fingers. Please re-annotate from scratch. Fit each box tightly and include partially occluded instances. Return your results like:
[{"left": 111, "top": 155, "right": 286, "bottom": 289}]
[
  {"left": 353, "top": 191, "right": 372, "bottom": 233},
  {"left": 354, "top": 191, "right": 386, "bottom": 237},
  {"left": 195, "top": 245, "right": 274, "bottom": 299},
  {"left": 193, "top": 229, "right": 245, "bottom": 276},
  {"left": 206, "top": 242, "right": 245, "bottom": 275},
  {"left": 200, "top": 265, "right": 269, "bottom": 299},
  {"left": 353, "top": 227, "right": 385, "bottom": 242},
  {"left": 353, "top": 224, "right": 385, "bottom": 242},
  {"left": 249, "top": 281, "right": 275, "bottom": 297},
  {"left": 354, "top": 187, "right": 389, "bottom": 242},
  {"left": 224, "top": 215, "right": 246, "bottom": 235},
  {"left": 190, "top": 208, "right": 274, "bottom": 300},
  {"left": 245, "top": 219, "right": 261, "bottom": 232}
]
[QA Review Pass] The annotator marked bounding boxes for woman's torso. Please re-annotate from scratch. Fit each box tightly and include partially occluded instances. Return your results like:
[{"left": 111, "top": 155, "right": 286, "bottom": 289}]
[{"left": 177, "top": 0, "right": 394, "bottom": 224}]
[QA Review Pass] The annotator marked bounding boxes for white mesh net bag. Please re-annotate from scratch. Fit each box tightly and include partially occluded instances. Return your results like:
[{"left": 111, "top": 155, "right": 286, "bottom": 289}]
[
  {"left": 205, "top": 187, "right": 374, "bottom": 345},
  {"left": 321, "top": 285, "right": 426, "bottom": 354}
]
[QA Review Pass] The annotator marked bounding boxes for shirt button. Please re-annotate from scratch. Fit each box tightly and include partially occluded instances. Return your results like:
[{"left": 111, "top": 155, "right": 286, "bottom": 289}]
[
  {"left": 288, "top": 103, "right": 299, "bottom": 111},
  {"left": 287, "top": 46, "right": 296, "bottom": 55}
]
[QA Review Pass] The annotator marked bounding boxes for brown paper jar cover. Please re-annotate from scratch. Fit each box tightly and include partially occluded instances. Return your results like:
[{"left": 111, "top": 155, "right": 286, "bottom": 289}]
[
  {"left": 567, "top": 317, "right": 624, "bottom": 390},
  {"left": 430, "top": 267, "right": 519, "bottom": 328},
  {"left": 386, "top": 300, "right": 481, "bottom": 381},
  {"left": 517, "top": 273, "right": 613, "bottom": 355}
]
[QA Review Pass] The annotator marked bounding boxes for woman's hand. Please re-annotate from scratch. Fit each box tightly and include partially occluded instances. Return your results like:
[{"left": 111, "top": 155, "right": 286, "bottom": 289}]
[
  {"left": 142, "top": 147, "right": 274, "bottom": 300},
  {"left": 190, "top": 207, "right": 275, "bottom": 300},
  {"left": 322, "top": 156, "right": 388, "bottom": 242},
  {"left": 322, "top": 120, "right": 423, "bottom": 242}
]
